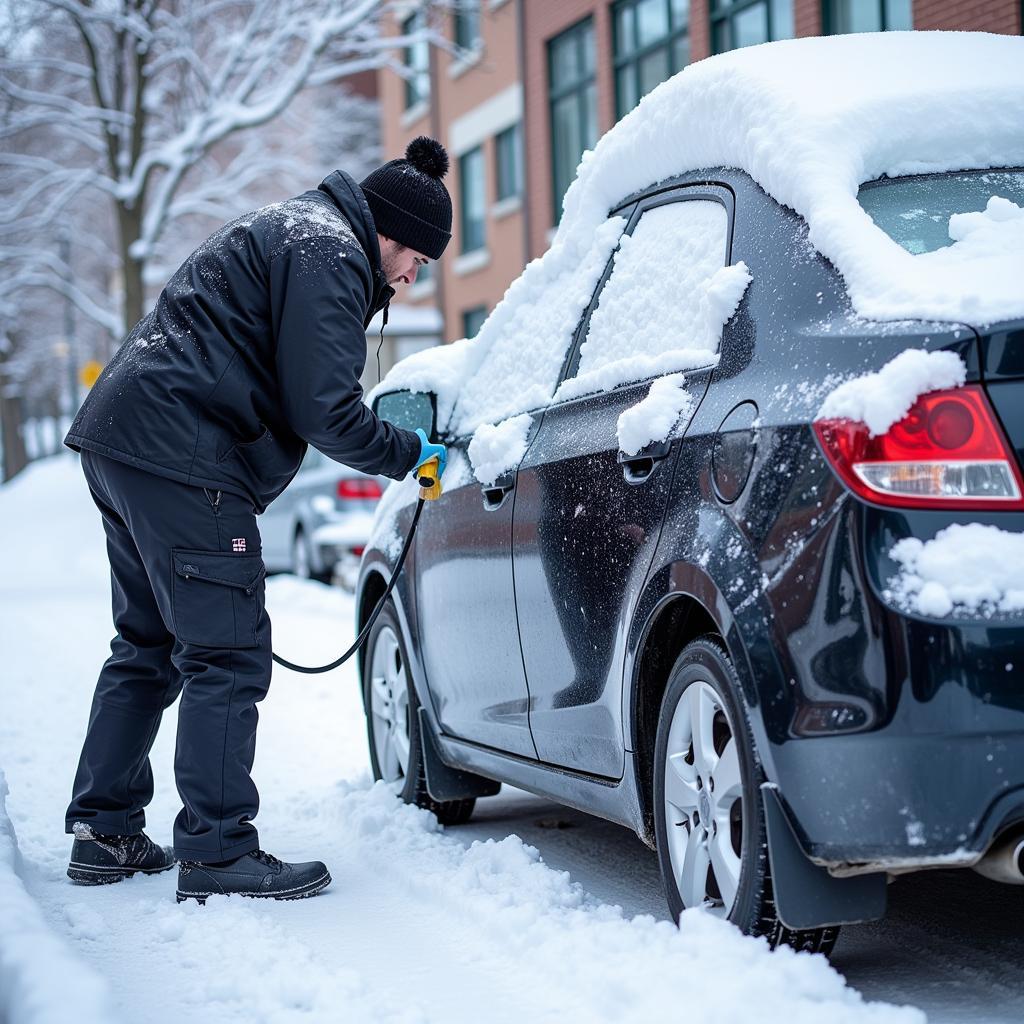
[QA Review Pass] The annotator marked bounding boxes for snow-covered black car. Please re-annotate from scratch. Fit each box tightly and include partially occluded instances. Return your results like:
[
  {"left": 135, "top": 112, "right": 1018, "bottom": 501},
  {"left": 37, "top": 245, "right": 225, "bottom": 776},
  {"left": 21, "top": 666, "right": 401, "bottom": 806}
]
[{"left": 356, "top": 32, "right": 1024, "bottom": 953}]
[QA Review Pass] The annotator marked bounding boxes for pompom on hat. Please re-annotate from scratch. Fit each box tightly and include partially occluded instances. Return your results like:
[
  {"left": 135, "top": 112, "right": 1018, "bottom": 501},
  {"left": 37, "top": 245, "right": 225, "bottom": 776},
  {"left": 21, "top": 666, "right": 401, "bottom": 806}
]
[{"left": 360, "top": 137, "right": 453, "bottom": 260}]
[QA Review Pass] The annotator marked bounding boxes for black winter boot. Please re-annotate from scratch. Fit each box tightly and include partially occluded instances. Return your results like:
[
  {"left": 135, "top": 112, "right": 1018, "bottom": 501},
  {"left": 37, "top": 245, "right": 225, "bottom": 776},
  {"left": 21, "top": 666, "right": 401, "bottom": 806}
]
[
  {"left": 67, "top": 821, "right": 175, "bottom": 885},
  {"left": 176, "top": 850, "right": 331, "bottom": 904}
]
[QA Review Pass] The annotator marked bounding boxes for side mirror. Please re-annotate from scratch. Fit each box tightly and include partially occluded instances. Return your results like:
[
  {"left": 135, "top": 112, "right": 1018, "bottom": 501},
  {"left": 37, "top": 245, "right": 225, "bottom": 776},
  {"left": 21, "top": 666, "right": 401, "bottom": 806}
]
[{"left": 373, "top": 389, "right": 439, "bottom": 442}]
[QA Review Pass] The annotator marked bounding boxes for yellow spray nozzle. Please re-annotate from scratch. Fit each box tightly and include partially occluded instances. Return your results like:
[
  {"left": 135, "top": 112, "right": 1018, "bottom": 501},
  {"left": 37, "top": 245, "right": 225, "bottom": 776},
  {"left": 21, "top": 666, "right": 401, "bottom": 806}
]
[{"left": 415, "top": 455, "right": 443, "bottom": 501}]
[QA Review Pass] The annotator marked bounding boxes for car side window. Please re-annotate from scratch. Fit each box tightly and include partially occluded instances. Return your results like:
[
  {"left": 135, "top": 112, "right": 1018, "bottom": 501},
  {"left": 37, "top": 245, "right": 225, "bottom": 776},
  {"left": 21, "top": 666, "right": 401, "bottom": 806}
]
[
  {"left": 555, "top": 197, "right": 732, "bottom": 401},
  {"left": 447, "top": 213, "right": 631, "bottom": 437}
]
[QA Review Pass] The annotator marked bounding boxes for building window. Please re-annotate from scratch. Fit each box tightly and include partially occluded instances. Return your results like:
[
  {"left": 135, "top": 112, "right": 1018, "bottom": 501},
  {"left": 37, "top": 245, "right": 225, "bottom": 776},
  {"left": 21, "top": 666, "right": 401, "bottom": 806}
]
[
  {"left": 548, "top": 18, "right": 598, "bottom": 226},
  {"left": 612, "top": 0, "right": 690, "bottom": 118},
  {"left": 459, "top": 146, "right": 486, "bottom": 253},
  {"left": 454, "top": 0, "right": 482, "bottom": 50},
  {"left": 710, "top": 0, "right": 793, "bottom": 53},
  {"left": 402, "top": 11, "right": 430, "bottom": 110},
  {"left": 823, "top": 0, "right": 911, "bottom": 32},
  {"left": 462, "top": 305, "right": 488, "bottom": 339},
  {"left": 495, "top": 124, "right": 523, "bottom": 201}
]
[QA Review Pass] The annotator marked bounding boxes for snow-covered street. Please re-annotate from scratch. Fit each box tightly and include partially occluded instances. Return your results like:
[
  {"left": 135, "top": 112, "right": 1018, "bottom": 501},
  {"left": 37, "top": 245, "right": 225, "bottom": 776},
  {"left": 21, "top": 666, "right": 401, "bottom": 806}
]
[{"left": 1, "top": 455, "right": 1021, "bottom": 1023}]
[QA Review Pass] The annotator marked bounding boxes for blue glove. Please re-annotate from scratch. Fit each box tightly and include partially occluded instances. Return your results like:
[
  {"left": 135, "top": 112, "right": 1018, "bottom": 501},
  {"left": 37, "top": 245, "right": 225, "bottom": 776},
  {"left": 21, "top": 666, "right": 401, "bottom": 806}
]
[{"left": 413, "top": 427, "right": 447, "bottom": 480}]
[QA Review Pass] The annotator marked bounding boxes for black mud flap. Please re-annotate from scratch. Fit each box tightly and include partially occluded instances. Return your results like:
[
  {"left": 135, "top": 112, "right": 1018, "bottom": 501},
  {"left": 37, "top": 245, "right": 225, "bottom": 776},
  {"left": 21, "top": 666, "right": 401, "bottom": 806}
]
[
  {"left": 761, "top": 784, "right": 887, "bottom": 929},
  {"left": 418, "top": 707, "right": 502, "bottom": 802}
]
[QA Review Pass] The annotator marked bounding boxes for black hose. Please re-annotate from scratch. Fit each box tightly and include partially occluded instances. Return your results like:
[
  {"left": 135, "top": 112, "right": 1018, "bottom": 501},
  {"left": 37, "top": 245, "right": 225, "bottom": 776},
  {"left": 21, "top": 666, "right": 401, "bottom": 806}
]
[{"left": 270, "top": 497, "right": 426, "bottom": 674}]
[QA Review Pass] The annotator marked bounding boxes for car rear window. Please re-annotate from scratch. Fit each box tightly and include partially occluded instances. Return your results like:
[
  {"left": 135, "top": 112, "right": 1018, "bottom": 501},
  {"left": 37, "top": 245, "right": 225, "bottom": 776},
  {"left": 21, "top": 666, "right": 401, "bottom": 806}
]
[{"left": 857, "top": 169, "right": 1024, "bottom": 255}]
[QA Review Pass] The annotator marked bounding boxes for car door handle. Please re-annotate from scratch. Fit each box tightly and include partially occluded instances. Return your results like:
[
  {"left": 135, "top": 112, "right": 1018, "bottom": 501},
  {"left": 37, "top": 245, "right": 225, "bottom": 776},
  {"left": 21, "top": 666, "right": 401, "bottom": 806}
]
[
  {"left": 481, "top": 473, "right": 515, "bottom": 510},
  {"left": 617, "top": 439, "right": 672, "bottom": 485}
]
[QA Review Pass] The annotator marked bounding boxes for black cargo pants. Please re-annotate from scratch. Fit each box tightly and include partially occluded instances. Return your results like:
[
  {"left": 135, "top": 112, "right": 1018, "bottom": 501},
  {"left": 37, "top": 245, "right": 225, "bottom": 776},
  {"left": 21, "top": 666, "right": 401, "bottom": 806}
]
[{"left": 65, "top": 449, "right": 271, "bottom": 862}]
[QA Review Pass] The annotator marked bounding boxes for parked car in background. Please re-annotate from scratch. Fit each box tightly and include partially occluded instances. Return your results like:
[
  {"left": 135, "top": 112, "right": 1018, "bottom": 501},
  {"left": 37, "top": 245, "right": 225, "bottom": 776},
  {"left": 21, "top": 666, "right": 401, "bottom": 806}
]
[
  {"left": 356, "top": 33, "right": 1024, "bottom": 956},
  {"left": 260, "top": 446, "right": 384, "bottom": 586},
  {"left": 311, "top": 514, "right": 378, "bottom": 590}
]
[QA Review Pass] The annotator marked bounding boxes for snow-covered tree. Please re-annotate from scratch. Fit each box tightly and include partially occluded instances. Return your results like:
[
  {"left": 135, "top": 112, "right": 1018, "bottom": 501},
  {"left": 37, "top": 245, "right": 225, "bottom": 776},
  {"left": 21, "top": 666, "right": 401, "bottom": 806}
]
[
  {"left": 0, "top": 0, "right": 449, "bottom": 338},
  {"left": 0, "top": 0, "right": 454, "bottom": 475}
]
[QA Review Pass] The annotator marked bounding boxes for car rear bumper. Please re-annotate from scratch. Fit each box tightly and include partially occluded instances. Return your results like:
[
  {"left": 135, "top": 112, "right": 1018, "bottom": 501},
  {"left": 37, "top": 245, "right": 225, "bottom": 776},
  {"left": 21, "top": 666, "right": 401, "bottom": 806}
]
[
  {"left": 773, "top": 727, "right": 1024, "bottom": 871},
  {"left": 756, "top": 492, "right": 1024, "bottom": 870},
  {"left": 775, "top": 524, "right": 1024, "bottom": 868}
]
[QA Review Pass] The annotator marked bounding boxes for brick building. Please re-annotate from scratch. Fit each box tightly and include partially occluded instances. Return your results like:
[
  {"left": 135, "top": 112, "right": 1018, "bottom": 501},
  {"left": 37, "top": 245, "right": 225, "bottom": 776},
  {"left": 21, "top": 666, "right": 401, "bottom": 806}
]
[{"left": 377, "top": 0, "right": 1021, "bottom": 358}]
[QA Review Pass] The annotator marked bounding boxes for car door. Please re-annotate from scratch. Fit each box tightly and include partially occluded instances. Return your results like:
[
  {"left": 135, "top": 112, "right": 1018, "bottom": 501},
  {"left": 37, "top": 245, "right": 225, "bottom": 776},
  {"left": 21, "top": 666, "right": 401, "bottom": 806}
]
[
  {"left": 512, "top": 187, "right": 734, "bottom": 778},
  {"left": 413, "top": 424, "right": 541, "bottom": 758},
  {"left": 412, "top": 206, "right": 634, "bottom": 759}
]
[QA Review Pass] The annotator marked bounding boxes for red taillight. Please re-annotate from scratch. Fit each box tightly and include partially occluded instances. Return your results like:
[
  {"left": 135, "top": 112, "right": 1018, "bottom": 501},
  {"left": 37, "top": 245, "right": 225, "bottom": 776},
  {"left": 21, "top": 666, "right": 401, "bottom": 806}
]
[
  {"left": 814, "top": 385, "right": 1024, "bottom": 510},
  {"left": 337, "top": 478, "right": 383, "bottom": 501}
]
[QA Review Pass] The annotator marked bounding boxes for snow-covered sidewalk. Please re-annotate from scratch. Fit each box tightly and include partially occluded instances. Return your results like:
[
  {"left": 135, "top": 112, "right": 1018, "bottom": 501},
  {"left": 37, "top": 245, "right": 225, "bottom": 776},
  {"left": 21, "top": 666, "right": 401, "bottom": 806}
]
[{"left": 0, "top": 456, "right": 924, "bottom": 1024}]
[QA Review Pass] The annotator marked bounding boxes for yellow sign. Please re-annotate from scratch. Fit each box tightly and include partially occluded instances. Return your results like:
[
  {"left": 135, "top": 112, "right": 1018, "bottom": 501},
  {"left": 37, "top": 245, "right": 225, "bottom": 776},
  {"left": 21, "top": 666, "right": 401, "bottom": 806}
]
[{"left": 80, "top": 360, "right": 103, "bottom": 388}]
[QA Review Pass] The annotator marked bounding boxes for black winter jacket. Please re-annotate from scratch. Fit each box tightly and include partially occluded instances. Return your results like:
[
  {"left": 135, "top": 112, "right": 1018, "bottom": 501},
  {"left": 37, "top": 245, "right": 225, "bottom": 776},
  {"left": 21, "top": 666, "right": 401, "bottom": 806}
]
[{"left": 65, "top": 171, "right": 420, "bottom": 514}]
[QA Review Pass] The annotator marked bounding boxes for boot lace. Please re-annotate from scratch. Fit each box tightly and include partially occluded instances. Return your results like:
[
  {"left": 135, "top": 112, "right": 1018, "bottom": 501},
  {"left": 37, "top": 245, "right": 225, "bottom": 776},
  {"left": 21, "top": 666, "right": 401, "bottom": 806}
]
[{"left": 252, "top": 850, "right": 283, "bottom": 869}]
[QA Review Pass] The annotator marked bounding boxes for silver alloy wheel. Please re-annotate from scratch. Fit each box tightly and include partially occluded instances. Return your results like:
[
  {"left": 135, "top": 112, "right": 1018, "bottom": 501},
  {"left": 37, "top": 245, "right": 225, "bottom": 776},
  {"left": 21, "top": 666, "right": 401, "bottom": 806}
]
[
  {"left": 369, "top": 624, "right": 411, "bottom": 785},
  {"left": 292, "top": 530, "right": 311, "bottom": 579},
  {"left": 663, "top": 678, "right": 744, "bottom": 918}
]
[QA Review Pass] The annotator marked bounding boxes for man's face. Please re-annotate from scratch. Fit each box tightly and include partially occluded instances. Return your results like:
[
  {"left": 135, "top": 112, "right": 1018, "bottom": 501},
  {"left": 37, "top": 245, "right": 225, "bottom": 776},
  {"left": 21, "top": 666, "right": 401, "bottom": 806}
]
[{"left": 378, "top": 236, "right": 430, "bottom": 288}]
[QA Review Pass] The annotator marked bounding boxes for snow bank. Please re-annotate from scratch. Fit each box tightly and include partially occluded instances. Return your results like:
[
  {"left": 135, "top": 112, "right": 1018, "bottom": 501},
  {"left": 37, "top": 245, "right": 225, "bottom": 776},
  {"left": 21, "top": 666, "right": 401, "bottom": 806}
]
[
  {"left": 467, "top": 414, "right": 533, "bottom": 486},
  {"left": 816, "top": 349, "right": 967, "bottom": 436},
  {"left": 885, "top": 523, "right": 1024, "bottom": 617},
  {"left": 312, "top": 783, "right": 923, "bottom": 1024},
  {"left": 0, "top": 769, "right": 112, "bottom": 1024},
  {"left": 0, "top": 457, "right": 932, "bottom": 1023},
  {"left": 617, "top": 374, "right": 694, "bottom": 456}
]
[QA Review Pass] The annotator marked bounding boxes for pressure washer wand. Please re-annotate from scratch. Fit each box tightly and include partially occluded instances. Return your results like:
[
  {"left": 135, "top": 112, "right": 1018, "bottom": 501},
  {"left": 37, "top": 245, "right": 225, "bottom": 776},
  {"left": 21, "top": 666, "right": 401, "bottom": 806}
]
[{"left": 270, "top": 456, "right": 443, "bottom": 675}]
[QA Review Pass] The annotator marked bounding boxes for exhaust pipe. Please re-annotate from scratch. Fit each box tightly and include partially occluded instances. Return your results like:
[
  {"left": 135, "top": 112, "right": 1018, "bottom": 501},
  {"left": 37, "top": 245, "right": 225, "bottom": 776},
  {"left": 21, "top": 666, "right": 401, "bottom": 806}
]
[{"left": 973, "top": 829, "right": 1024, "bottom": 885}]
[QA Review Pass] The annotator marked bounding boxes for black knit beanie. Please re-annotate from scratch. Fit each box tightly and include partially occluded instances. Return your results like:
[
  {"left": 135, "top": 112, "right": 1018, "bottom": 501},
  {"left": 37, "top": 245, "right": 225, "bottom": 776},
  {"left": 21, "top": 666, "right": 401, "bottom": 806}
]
[{"left": 360, "top": 137, "right": 453, "bottom": 260}]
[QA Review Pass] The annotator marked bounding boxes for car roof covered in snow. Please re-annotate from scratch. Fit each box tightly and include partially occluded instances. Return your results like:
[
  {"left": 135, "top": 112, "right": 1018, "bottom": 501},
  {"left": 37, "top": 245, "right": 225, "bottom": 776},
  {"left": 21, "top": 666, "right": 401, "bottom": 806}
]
[{"left": 563, "top": 31, "right": 1024, "bottom": 326}]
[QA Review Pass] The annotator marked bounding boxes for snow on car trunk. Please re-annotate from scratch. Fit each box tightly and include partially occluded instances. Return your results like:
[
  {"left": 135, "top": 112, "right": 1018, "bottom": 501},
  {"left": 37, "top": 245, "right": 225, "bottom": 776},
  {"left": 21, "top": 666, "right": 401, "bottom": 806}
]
[{"left": 886, "top": 523, "right": 1024, "bottom": 617}]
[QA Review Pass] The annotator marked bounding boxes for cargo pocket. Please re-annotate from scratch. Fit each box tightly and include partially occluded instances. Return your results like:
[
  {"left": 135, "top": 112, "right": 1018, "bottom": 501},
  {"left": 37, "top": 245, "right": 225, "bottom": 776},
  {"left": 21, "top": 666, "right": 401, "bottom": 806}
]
[{"left": 171, "top": 548, "right": 266, "bottom": 649}]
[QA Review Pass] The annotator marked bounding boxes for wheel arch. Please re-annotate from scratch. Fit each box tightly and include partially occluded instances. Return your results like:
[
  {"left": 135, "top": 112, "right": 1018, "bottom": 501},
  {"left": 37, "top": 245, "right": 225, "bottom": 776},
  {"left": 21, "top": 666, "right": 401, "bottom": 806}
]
[
  {"left": 356, "top": 565, "right": 389, "bottom": 691},
  {"left": 629, "top": 587, "right": 725, "bottom": 846}
]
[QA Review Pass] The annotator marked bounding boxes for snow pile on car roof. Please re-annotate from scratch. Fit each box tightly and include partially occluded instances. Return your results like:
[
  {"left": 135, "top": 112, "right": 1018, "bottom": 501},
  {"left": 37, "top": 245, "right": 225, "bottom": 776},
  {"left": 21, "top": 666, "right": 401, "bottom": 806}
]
[{"left": 565, "top": 30, "right": 1024, "bottom": 326}]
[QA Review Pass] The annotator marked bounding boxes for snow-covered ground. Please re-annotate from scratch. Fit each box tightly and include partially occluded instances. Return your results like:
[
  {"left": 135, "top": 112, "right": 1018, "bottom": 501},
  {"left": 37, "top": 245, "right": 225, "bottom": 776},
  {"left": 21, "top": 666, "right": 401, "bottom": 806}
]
[{"left": 1, "top": 456, "right": 1021, "bottom": 1023}]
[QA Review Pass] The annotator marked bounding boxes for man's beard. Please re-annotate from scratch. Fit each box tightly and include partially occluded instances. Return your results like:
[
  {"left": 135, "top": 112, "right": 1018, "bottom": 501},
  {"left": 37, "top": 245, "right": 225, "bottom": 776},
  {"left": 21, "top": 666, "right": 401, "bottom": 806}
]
[{"left": 379, "top": 245, "right": 404, "bottom": 286}]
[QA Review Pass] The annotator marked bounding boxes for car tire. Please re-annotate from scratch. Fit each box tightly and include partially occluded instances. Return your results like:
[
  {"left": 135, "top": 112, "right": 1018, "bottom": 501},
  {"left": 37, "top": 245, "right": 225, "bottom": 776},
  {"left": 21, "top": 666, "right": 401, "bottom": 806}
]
[
  {"left": 363, "top": 600, "right": 475, "bottom": 826},
  {"left": 292, "top": 527, "right": 330, "bottom": 584},
  {"left": 653, "top": 635, "right": 838, "bottom": 955}
]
